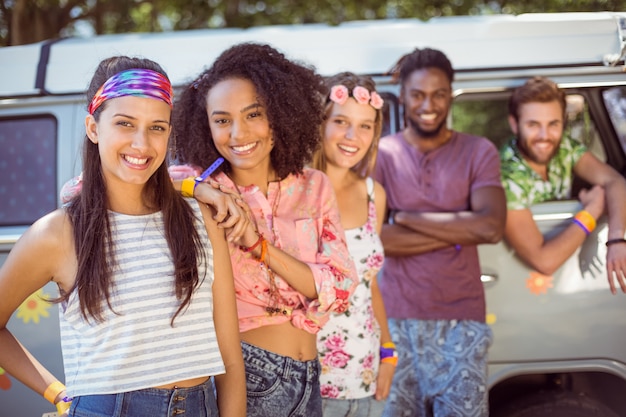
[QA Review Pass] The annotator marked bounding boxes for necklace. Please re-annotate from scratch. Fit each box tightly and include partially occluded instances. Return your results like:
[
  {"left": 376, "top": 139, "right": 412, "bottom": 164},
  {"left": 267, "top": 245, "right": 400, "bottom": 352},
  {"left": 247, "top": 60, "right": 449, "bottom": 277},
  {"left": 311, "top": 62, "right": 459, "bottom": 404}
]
[{"left": 231, "top": 176, "right": 288, "bottom": 316}]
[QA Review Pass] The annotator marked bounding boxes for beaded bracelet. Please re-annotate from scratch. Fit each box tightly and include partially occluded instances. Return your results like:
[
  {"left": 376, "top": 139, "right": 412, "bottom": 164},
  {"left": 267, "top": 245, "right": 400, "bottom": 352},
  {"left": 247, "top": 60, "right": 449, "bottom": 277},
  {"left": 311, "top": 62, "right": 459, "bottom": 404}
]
[
  {"left": 572, "top": 210, "right": 596, "bottom": 235},
  {"left": 259, "top": 239, "right": 269, "bottom": 264},
  {"left": 240, "top": 234, "right": 264, "bottom": 253}
]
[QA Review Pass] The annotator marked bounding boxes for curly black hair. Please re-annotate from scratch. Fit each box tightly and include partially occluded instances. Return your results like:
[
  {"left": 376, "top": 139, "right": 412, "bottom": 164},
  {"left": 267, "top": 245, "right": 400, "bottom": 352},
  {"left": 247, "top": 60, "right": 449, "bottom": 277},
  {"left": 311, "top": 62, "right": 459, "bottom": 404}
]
[{"left": 172, "top": 42, "right": 327, "bottom": 179}]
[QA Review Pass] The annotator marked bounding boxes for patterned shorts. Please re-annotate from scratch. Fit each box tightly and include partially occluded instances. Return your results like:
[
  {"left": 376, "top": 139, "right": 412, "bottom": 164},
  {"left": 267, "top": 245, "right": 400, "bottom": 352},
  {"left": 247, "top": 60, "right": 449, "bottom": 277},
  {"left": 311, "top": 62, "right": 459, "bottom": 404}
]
[{"left": 382, "top": 319, "right": 492, "bottom": 417}]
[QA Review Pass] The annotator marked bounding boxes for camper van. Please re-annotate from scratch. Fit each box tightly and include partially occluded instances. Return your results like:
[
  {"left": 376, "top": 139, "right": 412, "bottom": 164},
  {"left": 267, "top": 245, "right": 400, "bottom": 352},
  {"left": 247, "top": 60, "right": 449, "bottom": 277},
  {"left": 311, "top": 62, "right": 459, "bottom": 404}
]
[{"left": 1, "top": 11, "right": 626, "bottom": 417}]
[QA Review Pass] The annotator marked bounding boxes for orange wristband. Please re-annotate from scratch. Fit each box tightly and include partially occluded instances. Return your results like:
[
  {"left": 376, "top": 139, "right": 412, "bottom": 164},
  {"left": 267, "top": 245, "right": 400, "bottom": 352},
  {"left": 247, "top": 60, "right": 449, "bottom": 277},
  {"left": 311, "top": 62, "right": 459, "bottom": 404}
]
[
  {"left": 573, "top": 210, "right": 596, "bottom": 234},
  {"left": 381, "top": 356, "right": 398, "bottom": 366},
  {"left": 43, "top": 381, "right": 65, "bottom": 404},
  {"left": 380, "top": 342, "right": 398, "bottom": 367}
]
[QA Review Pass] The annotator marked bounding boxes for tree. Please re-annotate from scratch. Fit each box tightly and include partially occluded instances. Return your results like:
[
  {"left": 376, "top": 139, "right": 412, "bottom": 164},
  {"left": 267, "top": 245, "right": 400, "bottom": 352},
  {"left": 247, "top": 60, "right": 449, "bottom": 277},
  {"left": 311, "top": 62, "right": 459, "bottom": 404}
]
[
  {"left": 1, "top": 0, "right": 87, "bottom": 46},
  {"left": 1, "top": 0, "right": 624, "bottom": 47}
]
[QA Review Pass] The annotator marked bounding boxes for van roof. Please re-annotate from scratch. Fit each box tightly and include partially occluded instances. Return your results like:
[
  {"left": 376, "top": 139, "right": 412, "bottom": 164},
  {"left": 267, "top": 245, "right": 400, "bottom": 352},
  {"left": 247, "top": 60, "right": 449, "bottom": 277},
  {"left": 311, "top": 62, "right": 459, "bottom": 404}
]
[{"left": 2, "top": 11, "right": 625, "bottom": 98}]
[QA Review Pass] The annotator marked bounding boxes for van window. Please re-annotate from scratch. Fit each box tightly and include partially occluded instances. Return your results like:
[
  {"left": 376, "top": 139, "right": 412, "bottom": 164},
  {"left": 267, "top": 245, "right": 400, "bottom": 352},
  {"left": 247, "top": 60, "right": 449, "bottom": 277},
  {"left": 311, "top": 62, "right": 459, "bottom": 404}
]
[
  {"left": 451, "top": 94, "right": 510, "bottom": 150},
  {"left": 603, "top": 86, "right": 626, "bottom": 155},
  {"left": 0, "top": 116, "right": 57, "bottom": 226}
]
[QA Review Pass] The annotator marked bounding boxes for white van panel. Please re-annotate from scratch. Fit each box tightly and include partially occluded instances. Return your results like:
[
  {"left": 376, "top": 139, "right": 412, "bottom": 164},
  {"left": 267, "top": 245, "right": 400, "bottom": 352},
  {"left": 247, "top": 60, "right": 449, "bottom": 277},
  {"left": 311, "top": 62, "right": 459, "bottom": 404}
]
[
  {"left": 0, "top": 43, "right": 43, "bottom": 96},
  {"left": 2, "top": 12, "right": 624, "bottom": 98}
]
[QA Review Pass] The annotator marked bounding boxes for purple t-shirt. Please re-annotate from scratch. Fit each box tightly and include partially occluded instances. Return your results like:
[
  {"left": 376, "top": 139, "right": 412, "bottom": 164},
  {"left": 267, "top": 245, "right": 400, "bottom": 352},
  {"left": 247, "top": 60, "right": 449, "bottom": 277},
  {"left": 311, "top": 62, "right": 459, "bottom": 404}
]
[{"left": 374, "top": 131, "right": 502, "bottom": 322}]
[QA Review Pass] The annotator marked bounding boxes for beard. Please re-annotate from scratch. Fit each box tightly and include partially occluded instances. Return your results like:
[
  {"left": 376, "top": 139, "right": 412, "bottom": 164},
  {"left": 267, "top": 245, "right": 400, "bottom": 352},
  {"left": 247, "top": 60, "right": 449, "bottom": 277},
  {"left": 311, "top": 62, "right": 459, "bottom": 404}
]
[
  {"left": 516, "top": 135, "right": 561, "bottom": 165},
  {"left": 407, "top": 115, "right": 446, "bottom": 139}
]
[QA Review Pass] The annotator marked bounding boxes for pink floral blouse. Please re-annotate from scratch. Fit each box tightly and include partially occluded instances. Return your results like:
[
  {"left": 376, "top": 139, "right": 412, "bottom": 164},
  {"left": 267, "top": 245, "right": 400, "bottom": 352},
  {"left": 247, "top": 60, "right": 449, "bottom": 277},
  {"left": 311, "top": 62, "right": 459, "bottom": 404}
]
[{"left": 171, "top": 166, "right": 358, "bottom": 334}]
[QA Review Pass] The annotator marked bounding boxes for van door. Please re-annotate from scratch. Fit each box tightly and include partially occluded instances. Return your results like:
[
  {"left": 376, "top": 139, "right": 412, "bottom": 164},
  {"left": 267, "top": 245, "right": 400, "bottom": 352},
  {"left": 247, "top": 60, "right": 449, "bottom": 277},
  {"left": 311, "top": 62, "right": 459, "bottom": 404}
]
[{"left": 0, "top": 96, "right": 83, "bottom": 417}]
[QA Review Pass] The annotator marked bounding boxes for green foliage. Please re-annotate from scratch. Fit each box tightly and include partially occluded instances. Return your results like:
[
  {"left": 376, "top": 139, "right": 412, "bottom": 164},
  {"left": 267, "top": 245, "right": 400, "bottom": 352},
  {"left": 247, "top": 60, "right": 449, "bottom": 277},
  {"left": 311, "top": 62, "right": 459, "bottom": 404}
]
[{"left": 1, "top": 0, "right": 625, "bottom": 46}]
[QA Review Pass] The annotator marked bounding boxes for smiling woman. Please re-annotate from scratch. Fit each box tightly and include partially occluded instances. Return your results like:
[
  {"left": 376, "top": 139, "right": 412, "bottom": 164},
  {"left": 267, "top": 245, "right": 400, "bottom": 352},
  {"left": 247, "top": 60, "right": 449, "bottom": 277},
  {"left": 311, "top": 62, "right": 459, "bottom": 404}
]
[
  {"left": 86, "top": 95, "right": 172, "bottom": 207},
  {"left": 310, "top": 72, "right": 394, "bottom": 417},
  {"left": 170, "top": 42, "right": 358, "bottom": 417},
  {"left": 205, "top": 78, "right": 274, "bottom": 181},
  {"left": 0, "top": 56, "right": 246, "bottom": 417}
]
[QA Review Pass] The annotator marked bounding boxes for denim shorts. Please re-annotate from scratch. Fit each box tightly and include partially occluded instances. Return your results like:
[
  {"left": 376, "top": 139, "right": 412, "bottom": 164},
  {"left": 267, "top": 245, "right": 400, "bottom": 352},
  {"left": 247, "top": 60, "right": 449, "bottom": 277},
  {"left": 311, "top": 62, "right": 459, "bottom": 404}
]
[
  {"left": 322, "top": 396, "right": 386, "bottom": 417},
  {"left": 242, "top": 341, "right": 322, "bottom": 417},
  {"left": 68, "top": 378, "right": 218, "bottom": 417}
]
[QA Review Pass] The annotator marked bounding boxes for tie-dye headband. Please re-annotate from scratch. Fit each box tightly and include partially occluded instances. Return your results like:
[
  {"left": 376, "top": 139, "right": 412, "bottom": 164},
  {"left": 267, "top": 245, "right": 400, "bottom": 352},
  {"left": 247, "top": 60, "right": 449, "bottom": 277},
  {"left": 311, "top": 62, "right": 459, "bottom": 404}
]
[{"left": 88, "top": 68, "right": 174, "bottom": 115}]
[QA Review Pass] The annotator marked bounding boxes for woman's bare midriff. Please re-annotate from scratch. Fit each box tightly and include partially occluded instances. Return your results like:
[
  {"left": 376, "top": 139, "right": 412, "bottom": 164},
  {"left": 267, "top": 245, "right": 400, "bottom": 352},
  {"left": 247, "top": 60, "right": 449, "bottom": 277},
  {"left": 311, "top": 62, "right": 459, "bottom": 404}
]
[
  {"left": 153, "top": 376, "right": 209, "bottom": 389},
  {"left": 241, "top": 321, "right": 318, "bottom": 361}
]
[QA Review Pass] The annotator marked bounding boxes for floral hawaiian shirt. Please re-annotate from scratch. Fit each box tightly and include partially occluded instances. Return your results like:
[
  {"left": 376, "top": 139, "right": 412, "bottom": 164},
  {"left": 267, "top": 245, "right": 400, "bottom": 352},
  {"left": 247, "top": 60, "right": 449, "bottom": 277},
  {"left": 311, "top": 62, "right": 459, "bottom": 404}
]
[{"left": 500, "top": 136, "right": 587, "bottom": 210}]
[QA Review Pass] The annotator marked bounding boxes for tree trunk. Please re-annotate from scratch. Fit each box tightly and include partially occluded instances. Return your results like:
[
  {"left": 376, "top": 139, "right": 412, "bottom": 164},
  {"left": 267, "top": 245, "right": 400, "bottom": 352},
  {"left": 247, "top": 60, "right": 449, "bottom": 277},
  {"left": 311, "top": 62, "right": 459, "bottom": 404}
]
[{"left": 10, "top": 0, "right": 81, "bottom": 45}]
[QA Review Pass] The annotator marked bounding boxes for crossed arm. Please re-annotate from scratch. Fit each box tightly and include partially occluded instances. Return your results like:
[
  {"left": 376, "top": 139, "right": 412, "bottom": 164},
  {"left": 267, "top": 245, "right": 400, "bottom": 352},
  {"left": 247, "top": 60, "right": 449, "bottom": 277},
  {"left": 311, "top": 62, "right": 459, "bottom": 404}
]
[{"left": 381, "top": 185, "right": 506, "bottom": 257}]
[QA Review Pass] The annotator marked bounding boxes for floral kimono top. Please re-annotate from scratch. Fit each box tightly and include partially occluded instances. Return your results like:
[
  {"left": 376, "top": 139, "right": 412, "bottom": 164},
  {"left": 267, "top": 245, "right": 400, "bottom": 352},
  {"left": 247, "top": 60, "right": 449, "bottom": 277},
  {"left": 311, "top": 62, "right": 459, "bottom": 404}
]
[{"left": 171, "top": 165, "right": 358, "bottom": 334}]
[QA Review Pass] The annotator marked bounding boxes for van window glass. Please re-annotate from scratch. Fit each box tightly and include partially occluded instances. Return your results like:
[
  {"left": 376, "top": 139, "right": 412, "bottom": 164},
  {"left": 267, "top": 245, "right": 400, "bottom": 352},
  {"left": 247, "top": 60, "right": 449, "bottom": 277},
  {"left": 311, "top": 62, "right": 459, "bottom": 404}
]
[
  {"left": 451, "top": 95, "right": 510, "bottom": 150},
  {"left": 0, "top": 116, "right": 57, "bottom": 226},
  {"left": 565, "top": 93, "right": 605, "bottom": 162},
  {"left": 603, "top": 86, "right": 626, "bottom": 155},
  {"left": 451, "top": 92, "right": 604, "bottom": 161}
]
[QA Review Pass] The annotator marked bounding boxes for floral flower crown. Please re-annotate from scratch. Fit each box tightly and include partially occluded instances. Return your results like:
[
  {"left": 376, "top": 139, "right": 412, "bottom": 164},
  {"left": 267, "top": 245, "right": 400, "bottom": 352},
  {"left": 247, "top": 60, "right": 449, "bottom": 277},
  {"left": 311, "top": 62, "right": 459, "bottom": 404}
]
[{"left": 329, "top": 85, "right": 384, "bottom": 110}]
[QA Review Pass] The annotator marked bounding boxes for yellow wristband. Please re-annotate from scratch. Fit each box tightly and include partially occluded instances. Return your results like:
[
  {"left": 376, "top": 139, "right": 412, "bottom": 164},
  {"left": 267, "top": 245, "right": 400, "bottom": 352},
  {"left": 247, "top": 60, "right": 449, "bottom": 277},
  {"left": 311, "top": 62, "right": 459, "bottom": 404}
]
[
  {"left": 181, "top": 176, "right": 196, "bottom": 198},
  {"left": 574, "top": 210, "right": 596, "bottom": 233},
  {"left": 56, "top": 398, "right": 72, "bottom": 415},
  {"left": 43, "top": 381, "right": 65, "bottom": 404},
  {"left": 381, "top": 342, "right": 396, "bottom": 349}
]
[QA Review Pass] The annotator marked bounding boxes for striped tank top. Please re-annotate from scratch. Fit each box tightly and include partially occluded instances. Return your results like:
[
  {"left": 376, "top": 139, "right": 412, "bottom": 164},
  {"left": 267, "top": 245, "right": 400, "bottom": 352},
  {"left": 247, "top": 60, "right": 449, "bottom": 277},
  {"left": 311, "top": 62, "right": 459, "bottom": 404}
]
[{"left": 59, "top": 198, "right": 225, "bottom": 397}]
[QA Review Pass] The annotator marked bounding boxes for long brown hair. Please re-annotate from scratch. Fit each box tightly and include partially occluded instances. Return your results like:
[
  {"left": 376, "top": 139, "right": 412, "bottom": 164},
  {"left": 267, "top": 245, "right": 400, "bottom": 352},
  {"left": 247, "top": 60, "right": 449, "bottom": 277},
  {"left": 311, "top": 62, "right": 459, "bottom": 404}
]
[{"left": 64, "top": 56, "right": 205, "bottom": 324}]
